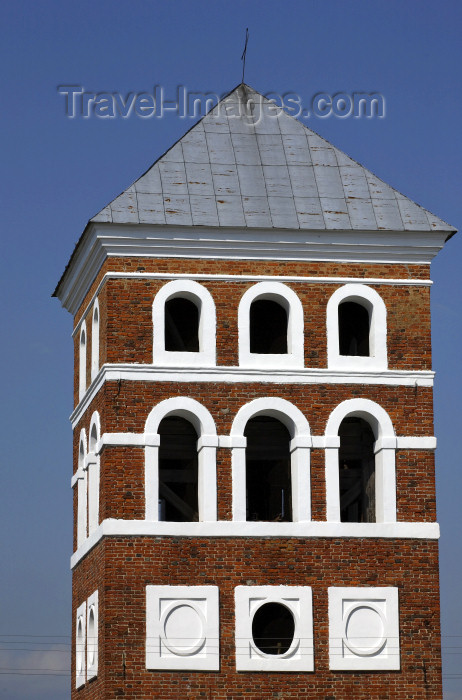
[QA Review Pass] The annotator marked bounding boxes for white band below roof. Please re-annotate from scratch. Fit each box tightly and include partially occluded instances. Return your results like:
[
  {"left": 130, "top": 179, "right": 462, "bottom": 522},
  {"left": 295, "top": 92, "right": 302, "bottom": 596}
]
[{"left": 70, "top": 518, "right": 440, "bottom": 569}]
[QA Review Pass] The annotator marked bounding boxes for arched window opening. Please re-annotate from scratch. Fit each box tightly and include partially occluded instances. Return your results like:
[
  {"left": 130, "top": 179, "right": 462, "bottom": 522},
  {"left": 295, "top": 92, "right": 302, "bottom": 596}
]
[
  {"left": 252, "top": 602, "right": 295, "bottom": 655},
  {"left": 91, "top": 304, "right": 99, "bottom": 381},
  {"left": 158, "top": 416, "right": 199, "bottom": 521},
  {"left": 164, "top": 297, "right": 199, "bottom": 352},
  {"left": 338, "top": 301, "right": 370, "bottom": 357},
  {"left": 79, "top": 326, "right": 87, "bottom": 400},
  {"left": 338, "top": 417, "right": 375, "bottom": 523},
  {"left": 245, "top": 417, "right": 292, "bottom": 521},
  {"left": 249, "top": 300, "right": 288, "bottom": 354}
]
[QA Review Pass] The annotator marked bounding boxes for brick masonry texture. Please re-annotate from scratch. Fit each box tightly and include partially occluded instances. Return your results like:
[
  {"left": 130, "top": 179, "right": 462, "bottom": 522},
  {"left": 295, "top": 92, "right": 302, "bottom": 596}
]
[
  {"left": 72, "top": 537, "right": 442, "bottom": 699},
  {"left": 70, "top": 255, "right": 441, "bottom": 699}
]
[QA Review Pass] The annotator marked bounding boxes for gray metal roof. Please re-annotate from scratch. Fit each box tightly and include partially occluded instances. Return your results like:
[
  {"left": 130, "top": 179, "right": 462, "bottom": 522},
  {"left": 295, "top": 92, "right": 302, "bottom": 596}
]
[{"left": 90, "top": 84, "right": 454, "bottom": 233}]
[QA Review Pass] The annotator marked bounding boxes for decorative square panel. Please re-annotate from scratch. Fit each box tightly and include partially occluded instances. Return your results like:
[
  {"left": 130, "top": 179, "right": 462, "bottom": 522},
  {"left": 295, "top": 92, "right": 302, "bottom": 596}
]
[
  {"left": 146, "top": 585, "right": 219, "bottom": 670},
  {"left": 235, "top": 586, "right": 313, "bottom": 671},
  {"left": 328, "top": 587, "right": 400, "bottom": 670}
]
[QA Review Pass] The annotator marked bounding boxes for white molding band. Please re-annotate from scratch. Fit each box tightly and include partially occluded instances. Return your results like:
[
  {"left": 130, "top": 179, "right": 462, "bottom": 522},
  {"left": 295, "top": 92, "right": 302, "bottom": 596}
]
[
  {"left": 70, "top": 364, "right": 435, "bottom": 426},
  {"left": 70, "top": 519, "right": 441, "bottom": 569},
  {"left": 71, "top": 270, "right": 432, "bottom": 338},
  {"left": 56, "top": 223, "right": 442, "bottom": 317}
]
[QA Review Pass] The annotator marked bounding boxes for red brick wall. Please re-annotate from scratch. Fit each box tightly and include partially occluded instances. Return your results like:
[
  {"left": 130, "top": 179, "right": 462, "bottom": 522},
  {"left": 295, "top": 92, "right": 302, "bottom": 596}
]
[{"left": 72, "top": 537, "right": 442, "bottom": 699}]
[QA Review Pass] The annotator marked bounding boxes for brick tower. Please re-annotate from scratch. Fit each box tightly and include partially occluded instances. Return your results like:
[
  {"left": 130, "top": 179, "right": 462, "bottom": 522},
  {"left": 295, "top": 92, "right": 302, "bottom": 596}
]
[{"left": 54, "top": 84, "right": 456, "bottom": 698}]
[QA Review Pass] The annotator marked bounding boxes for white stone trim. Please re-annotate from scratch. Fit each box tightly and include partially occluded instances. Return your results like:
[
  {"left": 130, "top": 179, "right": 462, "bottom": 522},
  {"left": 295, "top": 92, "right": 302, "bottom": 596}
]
[
  {"left": 70, "top": 364, "right": 435, "bottom": 425},
  {"left": 76, "top": 430, "right": 87, "bottom": 548},
  {"left": 72, "top": 271, "right": 432, "bottom": 337},
  {"left": 144, "top": 397, "right": 217, "bottom": 522},
  {"left": 75, "top": 601, "right": 86, "bottom": 688},
  {"left": 235, "top": 586, "right": 313, "bottom": 671},
  {"left": 231, "top": 397, "right": 312, "bottom": 522},
  {"left": 90, "top": 299, "right": 100, "bottom": 382},
  {"left": 325, "top": 399, "right": 396, "bottom": 523},
  {"left": 152, "top": 279, "right": 216, "bottom": 367},
  {"left": 57, "top": 223, "right": 444, "bottom": 316},
  {"left": 146, "top": 585, "right": 219, "bottom": 670},
  {"left": 87, "top": 413, "right": 100, "bottom": 536},
  {"left": 238, "top": 282, "right": 304, "bottom": 369},
  {"left": 78, "top": 321, "right": 87, "bottom": 401},
  {"left": 327, "top": 284, "right": 388, "bottom": 371},
  {"left": 86, "top": 590, "right": 98, "bottom": 680},
  {"left": 328, "top": 587, "right": 400, "bottom": 670},
  {"left": 396, "top": 436, "right": 436, "bottom": 450},
  {"left": 71, "top": 519, "right": 440, "bottom": 568}
]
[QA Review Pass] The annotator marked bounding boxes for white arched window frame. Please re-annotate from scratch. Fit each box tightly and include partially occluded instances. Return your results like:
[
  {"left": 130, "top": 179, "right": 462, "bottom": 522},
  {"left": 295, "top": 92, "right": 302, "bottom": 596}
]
[
  {"left": 79, "top": 322, "right": 87, "bottom": 401},
  {"left": 152, "top": 280, "right": 216, "bottom": 367},
  {"left": 76, "top": 600, "right": 86, "bottom": 688},
  {"left": 144, "top": 397, "right": 218, "bottom": 522},
  {"left": 230, "top": 397, "right": 312, "bottom": 523},
  {"left": 87, "top": 412, "right": 101, "bottom": 536},
  {"left": 91, "top": 300, "right": 100, "bottom": 382},
  {"left": 86, "top": 590, "right": 98, "bottom": 681},
  {"left": 238, "top": 282, "right": 304, "bottom": 369},
  {"left": 324, "top": 399, "right": 396, "bottom": 524},
  {"left": 77, "top": 429, "right": 87, "bottom": 549},
  {"left": 326, "top": 284, "right": 387, "bottom": 371}
]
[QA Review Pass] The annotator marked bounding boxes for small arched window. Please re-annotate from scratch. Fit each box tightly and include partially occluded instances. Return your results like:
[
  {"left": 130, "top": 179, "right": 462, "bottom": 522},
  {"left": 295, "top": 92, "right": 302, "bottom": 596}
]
[
  {"left": 87, "top": 415, "right": 100, "bottom": 536},
  {"left": 338, "top": 417, "right": 375, "bottom": 523},
  {"left": 338, "top": 301, "right": 370, "bottom": 356},
  {"left": 249, "top": 300, "right": 288, "bottom": 354},
  {"left": 79, "top": 323, "right": 87, "bottom": 401},
  {"left": 77, "top": 434, "right": 87, "bottom": 548},
  {"left": 158, "top": 416, "right": 199, "bottom": 522},
  {"left": 91, "top": 301, "right": 100, "bottom": 381},
  {"left": 164, "top": 297, "right": 199, "bottom": 352},
  {"left": 245, "top": 416, "right": 292, "bottom": 522}
]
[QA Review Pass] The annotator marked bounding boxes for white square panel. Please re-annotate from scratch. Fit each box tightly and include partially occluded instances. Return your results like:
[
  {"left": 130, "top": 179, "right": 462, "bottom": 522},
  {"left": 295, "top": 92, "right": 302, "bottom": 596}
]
[
  {"left": 146, "top": 585, "right": 219, "bottom": 670},
  {"left": 235, "top": 586, "right": 313, "bottom": 671},
  {"left": 328, "top": 587, "right": 400, "bottom": 670}
]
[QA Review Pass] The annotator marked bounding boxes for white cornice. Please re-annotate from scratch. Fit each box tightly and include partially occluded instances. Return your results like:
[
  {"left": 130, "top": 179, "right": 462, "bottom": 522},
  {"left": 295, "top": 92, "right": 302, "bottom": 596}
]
[
  {"left": 70, "top": 364, "right": 434, "bottom": 428},
  {"left": 55, "top": 222, "right": 445, "bottom": 315},
  {"left": 70, "top": 518, "right": 440, "bottom": 568}
]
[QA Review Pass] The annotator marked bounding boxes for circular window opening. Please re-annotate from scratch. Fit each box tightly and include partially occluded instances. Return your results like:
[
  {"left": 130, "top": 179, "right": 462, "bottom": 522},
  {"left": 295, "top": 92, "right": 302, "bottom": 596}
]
[{"left": 251, "top": 602, "right": 295, "bottom": 655}]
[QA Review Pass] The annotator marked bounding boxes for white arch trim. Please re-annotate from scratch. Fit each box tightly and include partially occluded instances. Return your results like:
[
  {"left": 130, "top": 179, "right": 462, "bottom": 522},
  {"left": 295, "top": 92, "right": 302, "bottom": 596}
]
[
  {"left": 87, "top": 412, "right": 101, "bottom": 537},
  {"left": 324, "top": 399, "right": 396, "bottom": 524},
  {"left": 231, "top": 397, "right": 311, "bottom": 524},
  {"left": 152, "top": 279, "right": 216, "bottom": 367},
  {"left": 327, "top": 284, "right": 387, "bottom": 371},
  {"left": 79, "top": 321, "right": 87, "bottom": 401},
  {"left": 238, "top": 282, "right": 304, "bottom": 369},
  {"left": 77, "top": 429, "right": 87, "bottom": 549},
  {"left": 91, "top": 299, "right": 100, "bottom": 382},
  {"left": 144, "top": 397, "right": 217, "bottom": 523}
]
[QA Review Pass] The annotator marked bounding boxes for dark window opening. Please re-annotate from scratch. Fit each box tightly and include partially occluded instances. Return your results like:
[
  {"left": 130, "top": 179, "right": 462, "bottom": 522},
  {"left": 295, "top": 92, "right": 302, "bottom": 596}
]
[
  {"left": 338, "top": 417, "right": 375, "bottom": 523},
  {"left": 165, "top": 297, "right": 199, "bottom": 352},
  {"left": 252, "top": 602, "right": 295, "bottom": 655},
  {"left": 338, "top": 301, "right": 370, "bottom": 356},
  {"left": 245, "top": 416, "right": 292, "bottom": 521},
  {"left": 250, "top": 299, "right": 288, "bottom": 354},
  {"left": 158, "top": 416, "right": 198, "bottom": 521}
]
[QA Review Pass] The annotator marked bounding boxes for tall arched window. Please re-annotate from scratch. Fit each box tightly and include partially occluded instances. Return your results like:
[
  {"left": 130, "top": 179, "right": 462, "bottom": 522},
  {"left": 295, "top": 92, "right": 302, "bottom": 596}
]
[
  {"left": 238, "top": 282, "right": 304, "bottom": 369},
  {"left": 79, "top": 323, "right": 87, "bottom": 401},
  {"left": 158, "top": 416, "right": 199, "bottom": 522},
  {"left": 249, "top": 300, "right": 288, "bottom": 354},
  {"left": 338, "top": 417, "right": 375, "bottom": 522},
  {"left": 87, "top": 413, "right": 100, "bottom": 535},
  {"left": 91, "top": 301, "right": 100, "bottom": 381},
  {"left": 245, "top": 416, "right": 291, "bottom": 521},
  {"left": 164, "top": 297, "right": 199, "bottom": 352},
  {"left": 326, "top": 284, "right": 387, "bottom": 371},
  {"left": 338, "top": 301, "right": 370, "bottom": 357},
  {"left": 77, "top": 431, "right": 87, "bottom": 548},
  {"left": 152, "top": 280, "right": 216, "bottom": 367}
]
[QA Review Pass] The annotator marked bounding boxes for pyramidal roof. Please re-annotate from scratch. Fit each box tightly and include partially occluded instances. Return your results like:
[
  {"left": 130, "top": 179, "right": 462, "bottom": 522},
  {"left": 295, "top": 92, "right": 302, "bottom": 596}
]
[{"left": 91, "top": 84, "right": 454, "bottom": 233}]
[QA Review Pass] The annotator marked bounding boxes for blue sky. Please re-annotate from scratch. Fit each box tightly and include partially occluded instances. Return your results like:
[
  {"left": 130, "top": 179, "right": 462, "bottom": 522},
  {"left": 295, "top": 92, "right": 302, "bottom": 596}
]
[{"left": 1, "top": 1, "right": 461, "bottom": 697}]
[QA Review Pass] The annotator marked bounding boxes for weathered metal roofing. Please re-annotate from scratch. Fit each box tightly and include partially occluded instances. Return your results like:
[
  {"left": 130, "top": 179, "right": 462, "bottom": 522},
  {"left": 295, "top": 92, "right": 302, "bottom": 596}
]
[{"left": 90, "top": 84, "right": 454, "bottom": 233}]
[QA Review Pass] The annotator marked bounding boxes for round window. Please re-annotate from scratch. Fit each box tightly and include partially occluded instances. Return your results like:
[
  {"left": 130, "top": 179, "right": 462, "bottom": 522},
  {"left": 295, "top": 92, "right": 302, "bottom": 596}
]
[{"left": 251, "top": 602, "right": 295, "bottom": 655}]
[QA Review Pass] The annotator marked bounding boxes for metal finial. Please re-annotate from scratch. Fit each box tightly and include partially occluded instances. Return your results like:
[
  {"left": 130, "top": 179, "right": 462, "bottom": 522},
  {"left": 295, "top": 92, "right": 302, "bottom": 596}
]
[{"left": 241, "top": 28, "right": 249, "bottom": 84}]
